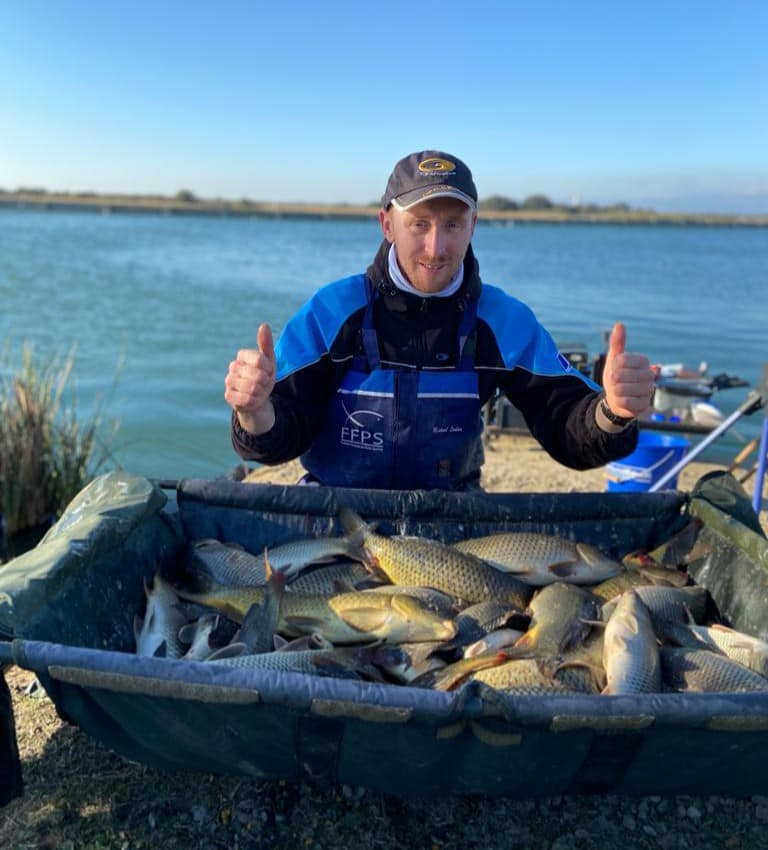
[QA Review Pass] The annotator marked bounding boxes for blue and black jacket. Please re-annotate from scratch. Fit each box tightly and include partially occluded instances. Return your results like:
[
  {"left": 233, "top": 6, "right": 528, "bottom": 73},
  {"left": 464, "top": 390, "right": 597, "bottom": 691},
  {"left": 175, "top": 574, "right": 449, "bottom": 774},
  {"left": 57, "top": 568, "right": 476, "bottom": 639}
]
[{"left": 232, "top": 240, "right": 637, "bottom": 483}]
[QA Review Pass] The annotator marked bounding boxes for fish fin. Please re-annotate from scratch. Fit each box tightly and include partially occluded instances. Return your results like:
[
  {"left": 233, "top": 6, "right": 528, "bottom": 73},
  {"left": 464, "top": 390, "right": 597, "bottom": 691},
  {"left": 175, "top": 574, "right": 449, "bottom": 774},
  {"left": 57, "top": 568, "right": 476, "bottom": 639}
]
[
  {"left": 610, "top": 634, "right": 632, "bottom": 653},
  {"left": 207, "top": 643, "right": 247, "bottom": 661},
  {"left": 353, "top": 577, "right": 388, "bottom": 590},
  {"left": 177, "top": 623, "right": 198, "bottom": 644},
  {"left": 338, "top": 505, "right": 368, "bottom": 536},
  {"left": 575, "top": 543, "right": 618, "bottom": 568},
  {"left": 622, "top": 550, "right": 659, "bottom": 569},
  {"left": 440, "top": 651, "right": 512, "bottom": 692},
  {"left": 361, "top": 559, "right": 390, "bottom": 582},
  {"left": 509, "top": 624, "right": 539, "bottom": 652},
  {"left": 310, "top": 657, "right": 364, "bottom": 680},
  {"left": 335, "top": 608, "right": 391, "bottom": 632},
  {"left": 499, "top": 565, "right": 532, "bottom": 576},
  {"left": 547, "top": 560, "right": 581, "bottom": 578}
]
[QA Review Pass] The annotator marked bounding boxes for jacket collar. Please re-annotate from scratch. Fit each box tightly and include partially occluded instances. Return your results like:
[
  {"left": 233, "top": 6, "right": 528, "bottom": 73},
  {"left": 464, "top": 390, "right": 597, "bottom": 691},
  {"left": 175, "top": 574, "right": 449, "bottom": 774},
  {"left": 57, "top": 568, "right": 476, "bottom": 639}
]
[{"left": 366, "top": 240, "right": 482, "bottom": 304}]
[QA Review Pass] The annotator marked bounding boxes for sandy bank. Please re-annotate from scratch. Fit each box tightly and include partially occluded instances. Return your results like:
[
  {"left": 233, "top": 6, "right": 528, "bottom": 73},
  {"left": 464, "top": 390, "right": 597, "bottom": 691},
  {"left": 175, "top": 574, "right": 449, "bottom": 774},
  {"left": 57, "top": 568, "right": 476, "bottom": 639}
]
[{"left": 242, "top": 433, "right": 766, "bottom": 530}]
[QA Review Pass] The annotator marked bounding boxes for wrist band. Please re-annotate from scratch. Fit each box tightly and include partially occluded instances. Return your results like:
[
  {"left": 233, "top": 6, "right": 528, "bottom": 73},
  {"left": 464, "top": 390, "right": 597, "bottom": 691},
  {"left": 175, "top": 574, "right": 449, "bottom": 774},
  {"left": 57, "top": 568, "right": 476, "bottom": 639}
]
[{"left": 599, "top": 397, "right": 634, "bottom": 427}]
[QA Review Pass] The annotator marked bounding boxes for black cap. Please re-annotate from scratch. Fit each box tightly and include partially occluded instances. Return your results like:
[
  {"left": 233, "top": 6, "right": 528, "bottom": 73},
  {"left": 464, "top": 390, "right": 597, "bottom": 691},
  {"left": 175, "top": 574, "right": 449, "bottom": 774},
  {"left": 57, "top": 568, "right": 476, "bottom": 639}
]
[{"left": 381, "top": 150, "right": 478, "bottom": 211}]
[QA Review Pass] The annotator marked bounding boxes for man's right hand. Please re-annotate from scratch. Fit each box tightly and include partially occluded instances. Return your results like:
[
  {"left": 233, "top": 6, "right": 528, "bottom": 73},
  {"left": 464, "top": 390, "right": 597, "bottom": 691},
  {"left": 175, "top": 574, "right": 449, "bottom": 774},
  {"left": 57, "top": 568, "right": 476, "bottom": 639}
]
[{"left": 225, "top": 323, "right": 277, "bottom": 435}]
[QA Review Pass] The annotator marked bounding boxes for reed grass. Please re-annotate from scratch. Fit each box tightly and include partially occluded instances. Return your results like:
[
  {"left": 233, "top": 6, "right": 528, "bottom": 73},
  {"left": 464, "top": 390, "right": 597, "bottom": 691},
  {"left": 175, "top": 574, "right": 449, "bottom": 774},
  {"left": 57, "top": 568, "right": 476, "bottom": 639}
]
[{"left": 0, "top": 343, "right": 117, "bottom": 538}]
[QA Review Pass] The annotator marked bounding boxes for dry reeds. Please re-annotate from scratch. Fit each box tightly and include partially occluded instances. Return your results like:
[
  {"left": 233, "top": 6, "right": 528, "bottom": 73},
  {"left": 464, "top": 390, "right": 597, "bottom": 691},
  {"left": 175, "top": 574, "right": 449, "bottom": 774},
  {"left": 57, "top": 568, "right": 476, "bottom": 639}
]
[{"left": 0, "top": 344, "right": 116, "bottom": 538}]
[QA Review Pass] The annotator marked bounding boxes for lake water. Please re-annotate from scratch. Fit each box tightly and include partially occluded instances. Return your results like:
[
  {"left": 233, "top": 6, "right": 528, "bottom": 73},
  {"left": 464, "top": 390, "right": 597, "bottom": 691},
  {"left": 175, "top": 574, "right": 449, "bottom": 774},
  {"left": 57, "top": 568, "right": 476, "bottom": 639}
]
[{"left": 1, "top": 209, "right": 766, "bottom": 481}]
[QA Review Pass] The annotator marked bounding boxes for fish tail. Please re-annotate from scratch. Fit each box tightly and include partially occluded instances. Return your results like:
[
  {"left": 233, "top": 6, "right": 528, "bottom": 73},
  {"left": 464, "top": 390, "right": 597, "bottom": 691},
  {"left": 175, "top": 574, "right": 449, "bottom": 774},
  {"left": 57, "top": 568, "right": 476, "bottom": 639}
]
[{"left": 338, "top": 507, "right": 367, "bottom": 544}]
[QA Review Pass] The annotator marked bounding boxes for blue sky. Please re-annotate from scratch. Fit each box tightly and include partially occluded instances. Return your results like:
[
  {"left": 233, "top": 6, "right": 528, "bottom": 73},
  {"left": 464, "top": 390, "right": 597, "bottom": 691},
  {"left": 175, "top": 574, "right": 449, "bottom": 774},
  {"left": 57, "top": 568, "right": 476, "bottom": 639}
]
[{"left": 1, "top": 0, "right": 766, "bottom": 213}]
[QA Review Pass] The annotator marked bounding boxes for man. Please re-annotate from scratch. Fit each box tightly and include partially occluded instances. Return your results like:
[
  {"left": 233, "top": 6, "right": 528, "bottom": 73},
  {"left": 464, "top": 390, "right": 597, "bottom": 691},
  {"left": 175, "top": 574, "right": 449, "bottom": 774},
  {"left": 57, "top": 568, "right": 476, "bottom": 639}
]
[{"left": 225, "top": 150, "right": 655, "bottom": 490}]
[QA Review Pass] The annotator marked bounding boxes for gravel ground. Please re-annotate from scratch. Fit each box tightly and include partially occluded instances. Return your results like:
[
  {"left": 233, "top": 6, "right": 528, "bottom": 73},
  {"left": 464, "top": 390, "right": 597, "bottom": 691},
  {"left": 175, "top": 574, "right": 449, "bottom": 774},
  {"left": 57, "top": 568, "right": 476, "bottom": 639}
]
[
  {"left": 2, "top": 436, "right": 767, "bottom": 849},
  {"left": 3, "top": 663, "right": 768, "bottom": 850}
]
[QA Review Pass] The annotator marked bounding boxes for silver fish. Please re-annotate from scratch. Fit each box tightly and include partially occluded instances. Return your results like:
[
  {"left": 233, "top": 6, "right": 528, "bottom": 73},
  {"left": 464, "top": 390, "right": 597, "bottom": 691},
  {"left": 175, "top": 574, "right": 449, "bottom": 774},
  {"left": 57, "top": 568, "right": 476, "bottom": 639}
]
[
  {"left": 133, "top": 574, "right": 188, "bottom": 659},
  {"left": 187, "top": 535, "right": 363, "bottom": 587},
  {"left": 463, "top": 628, "right": 526, "bottom": 659},
  {"left": 450, "top": 601, "right": 524, "bottom": 648},
  {"left": 602, "top": 591, "right": 661, "bottom": 695},
  {"left": 185, "top": 539, "right": 271, "bottom": 586},
  {"left": 377, "top": 641, "right": 448, "bottom": 684},
  {"left": 661, "top": 648, "right": 768, "bottom": 693},
  {"left": 179, "top": 614, "right": 220, "bottom": 661},
  {"left": 453, "top": 532, "right": 623, "bottom": 586},
  {"left": 602, "top": 585, "right": 709, "bottom": 627},
  {"left": 210, "top": 645, "right": 401, "bottom": 681},
  {"left": 657, "top": 621, "right": 768, "bottom": 678},
  {"left": 273, "top": 633, "right": 334, "bottom": 652}
]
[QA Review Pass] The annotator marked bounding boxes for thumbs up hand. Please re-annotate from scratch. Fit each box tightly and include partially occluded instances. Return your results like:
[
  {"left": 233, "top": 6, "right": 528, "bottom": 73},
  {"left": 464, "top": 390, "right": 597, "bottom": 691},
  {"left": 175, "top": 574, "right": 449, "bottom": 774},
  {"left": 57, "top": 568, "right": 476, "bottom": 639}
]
[
  {"left": 224, "top": 323, "right": 277, "bottom": 435},
  {"left": 600, "top": 322, "right": 656, "bottom": 420}
]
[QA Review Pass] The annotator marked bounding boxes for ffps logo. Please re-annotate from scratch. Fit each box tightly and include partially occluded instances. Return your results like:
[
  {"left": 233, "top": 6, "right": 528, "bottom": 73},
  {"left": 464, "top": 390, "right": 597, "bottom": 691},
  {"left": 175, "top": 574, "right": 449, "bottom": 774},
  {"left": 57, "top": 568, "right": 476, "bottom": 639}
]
[
  {"left": 340, "top": 400, "right": 384, "bottom": 451},
  {"left": 418, "top": 157, "right": 455, "bottom": 174}
]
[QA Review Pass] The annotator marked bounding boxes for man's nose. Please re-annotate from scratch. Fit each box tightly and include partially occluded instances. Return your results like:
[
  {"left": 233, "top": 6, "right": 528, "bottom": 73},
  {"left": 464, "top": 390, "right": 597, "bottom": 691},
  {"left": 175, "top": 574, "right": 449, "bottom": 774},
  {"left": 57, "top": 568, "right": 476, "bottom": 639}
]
[{"left": 425, "top": 226, "right": 445, "bottom": 257}]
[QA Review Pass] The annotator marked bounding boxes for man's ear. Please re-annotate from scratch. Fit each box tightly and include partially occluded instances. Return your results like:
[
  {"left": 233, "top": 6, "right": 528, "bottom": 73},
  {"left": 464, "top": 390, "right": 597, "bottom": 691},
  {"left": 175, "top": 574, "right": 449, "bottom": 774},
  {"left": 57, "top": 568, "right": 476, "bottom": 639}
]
[{"left": 379, "top": 208, "right": 395, "bottom": 243}]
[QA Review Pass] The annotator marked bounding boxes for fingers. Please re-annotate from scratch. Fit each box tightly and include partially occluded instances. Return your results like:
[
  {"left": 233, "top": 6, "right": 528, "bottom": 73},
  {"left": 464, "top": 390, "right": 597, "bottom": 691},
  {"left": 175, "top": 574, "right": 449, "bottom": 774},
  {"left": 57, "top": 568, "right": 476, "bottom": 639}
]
[
  {"left": 257, "top": 323, "right": 275, "bottom": 363},
  {"left": 225, "top": 324, "right": 277, "bottom": 416},
  {"left": 602, "top": 323, "right": 655, "bottom": 418},
  {"left": 608, "top": 322, "right": 626, "bottom": 358}
]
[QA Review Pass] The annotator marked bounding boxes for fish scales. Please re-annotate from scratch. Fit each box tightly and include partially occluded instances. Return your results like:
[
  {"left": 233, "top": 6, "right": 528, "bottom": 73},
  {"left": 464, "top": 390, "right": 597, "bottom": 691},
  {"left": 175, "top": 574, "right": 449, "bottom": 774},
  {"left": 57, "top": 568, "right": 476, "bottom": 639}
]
[
  {"left": 471, "top": 658, "right": 585, "bottom": 694},
  {"left": 134, "top": 574, "right": 188, "bottom": 659},
  {"left": 602, "top": 586, "right": 709, "bottom": 626},
  {"left": 603, "top": 591, "right": 661, "bottom": 695},
  {"left": 210, "top": 646, "right": 393, "bottom": 679},
  {"left": 210, "top": 649, "right": 326, "bottom": 673},
  {"left": 286, "top": 560, "right": 372, "bottom": 595},
  {"left": 661, "top": 648, "right": 768, "bottom": 693},
  {"left": 514, "top": 582, "right": 599, "bottom": 656},
  {"left": 339, "top": 509, "right": 532, "bottom": 607},
  {"left": 453, "top": 532, "right": 622, "bottom": 586},
  {"left": 591, "top": 565, "right": 688, "bottom": 602},
  {"left": 174, "top": 583, "right": 456, "bottom": 644},
  {"left": 361, "top": 585, "right": 462, "bottom": 618},
  {"left": 187, "top": 536, "right": 363, "bottom": 587},
  {"left": 657, "top": 622, "right": 768, "bottom": 677}
]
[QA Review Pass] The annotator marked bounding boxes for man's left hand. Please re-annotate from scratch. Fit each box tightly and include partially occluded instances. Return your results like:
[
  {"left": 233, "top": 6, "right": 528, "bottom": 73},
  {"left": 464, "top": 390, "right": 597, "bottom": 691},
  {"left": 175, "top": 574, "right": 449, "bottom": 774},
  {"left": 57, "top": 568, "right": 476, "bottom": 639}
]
[{"left": 601, "top": 322, "right": 656, "bottom": 419}]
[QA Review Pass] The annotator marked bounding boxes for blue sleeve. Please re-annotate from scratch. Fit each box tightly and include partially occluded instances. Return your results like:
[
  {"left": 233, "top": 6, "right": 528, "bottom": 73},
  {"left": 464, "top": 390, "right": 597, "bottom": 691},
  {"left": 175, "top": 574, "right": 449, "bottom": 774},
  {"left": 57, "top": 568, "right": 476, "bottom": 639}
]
[
  {"left": 478, "top": 284, "right": 601, "bottom": 391},
  {"left": 275, "top": 275, "right": 369, "bottom": 381}
]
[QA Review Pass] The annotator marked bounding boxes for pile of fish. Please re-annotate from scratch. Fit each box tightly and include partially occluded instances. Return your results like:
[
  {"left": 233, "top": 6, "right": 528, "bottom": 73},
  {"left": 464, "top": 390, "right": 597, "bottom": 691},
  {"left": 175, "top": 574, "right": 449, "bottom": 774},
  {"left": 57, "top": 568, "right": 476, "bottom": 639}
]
[{"left": 133, "top": 509, "right": 768, "bottom": 695}]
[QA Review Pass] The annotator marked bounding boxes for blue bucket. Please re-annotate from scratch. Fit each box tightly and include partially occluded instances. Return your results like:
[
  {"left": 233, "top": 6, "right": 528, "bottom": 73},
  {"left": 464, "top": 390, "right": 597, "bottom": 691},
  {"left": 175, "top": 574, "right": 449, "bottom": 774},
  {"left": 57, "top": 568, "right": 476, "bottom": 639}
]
[{"left": 605, "top": 431, "right": 690, "bottom": 492}]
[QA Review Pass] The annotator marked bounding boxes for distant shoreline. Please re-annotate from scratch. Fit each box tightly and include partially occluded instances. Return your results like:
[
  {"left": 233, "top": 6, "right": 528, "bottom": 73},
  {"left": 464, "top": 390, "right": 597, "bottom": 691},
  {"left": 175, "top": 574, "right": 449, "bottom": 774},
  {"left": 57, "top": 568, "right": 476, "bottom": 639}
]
[{"left": 1, "top": 191, "right": 767, "bottom": 227}]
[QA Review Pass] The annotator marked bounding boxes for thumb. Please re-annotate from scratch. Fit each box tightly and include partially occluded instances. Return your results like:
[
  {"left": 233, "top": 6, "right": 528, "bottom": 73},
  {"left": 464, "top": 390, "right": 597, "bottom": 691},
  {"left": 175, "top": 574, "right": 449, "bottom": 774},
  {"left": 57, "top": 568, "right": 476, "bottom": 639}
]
[
  {"left": 257, "top": 323, "right": 275, "bottom": 363},
  {"left": 608, "top": 322, "right": 626, "bottom": 359}
]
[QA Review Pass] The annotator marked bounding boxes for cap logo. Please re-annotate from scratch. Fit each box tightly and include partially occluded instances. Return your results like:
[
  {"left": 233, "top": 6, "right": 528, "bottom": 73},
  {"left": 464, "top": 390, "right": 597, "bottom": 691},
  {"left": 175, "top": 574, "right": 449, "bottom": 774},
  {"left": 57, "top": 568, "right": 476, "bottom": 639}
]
[{"left": 418, "top": 157, "right": 455, "bottom": 174}]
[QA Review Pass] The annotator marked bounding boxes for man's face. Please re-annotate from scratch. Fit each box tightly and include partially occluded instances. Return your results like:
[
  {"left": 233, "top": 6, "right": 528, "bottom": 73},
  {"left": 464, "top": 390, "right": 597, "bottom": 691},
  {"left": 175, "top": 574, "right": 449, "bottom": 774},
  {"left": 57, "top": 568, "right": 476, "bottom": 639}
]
[{"left": 379, "top": 197, "right": 477, "bottom": 294}]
